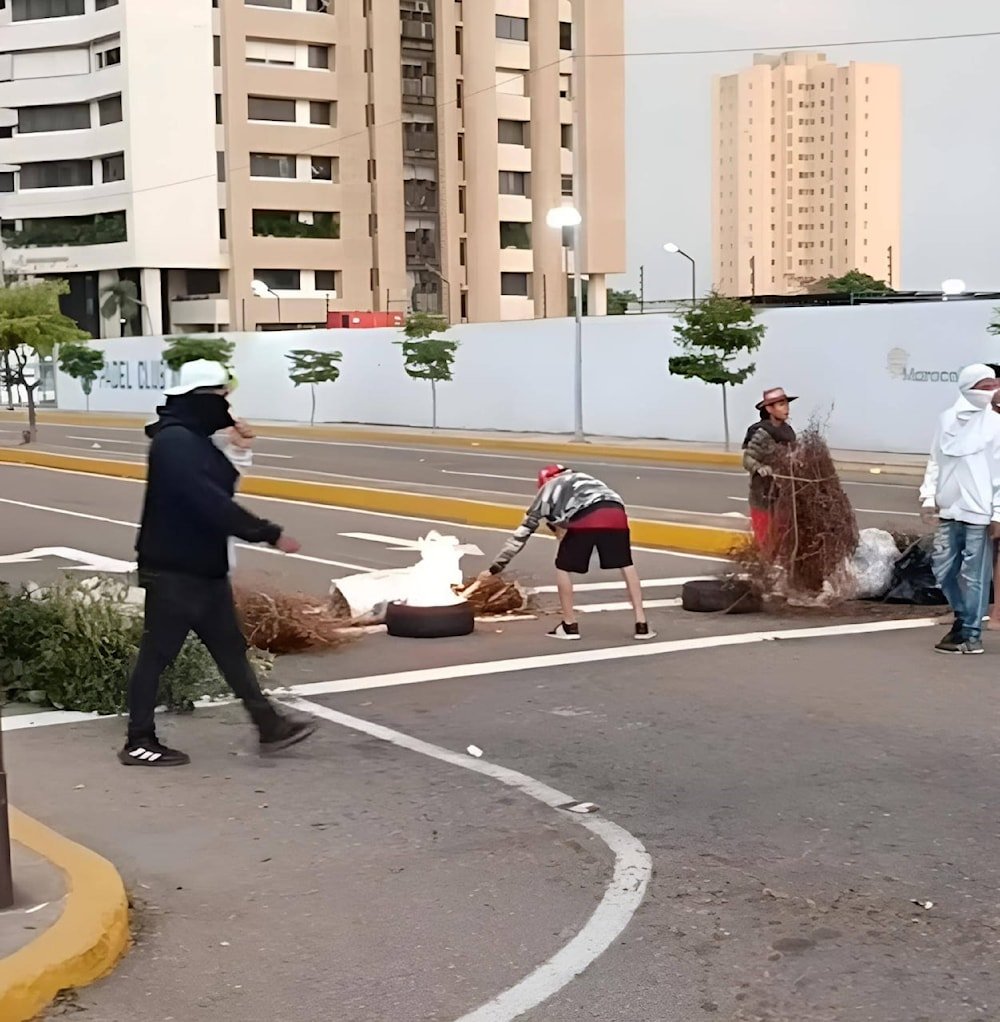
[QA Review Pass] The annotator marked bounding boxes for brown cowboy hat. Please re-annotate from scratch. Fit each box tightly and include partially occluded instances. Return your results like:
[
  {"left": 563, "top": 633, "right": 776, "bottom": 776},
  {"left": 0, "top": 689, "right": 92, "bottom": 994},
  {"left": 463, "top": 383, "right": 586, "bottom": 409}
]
[{"left": 755, "top": 387, "right": 798, "bottom": 411}]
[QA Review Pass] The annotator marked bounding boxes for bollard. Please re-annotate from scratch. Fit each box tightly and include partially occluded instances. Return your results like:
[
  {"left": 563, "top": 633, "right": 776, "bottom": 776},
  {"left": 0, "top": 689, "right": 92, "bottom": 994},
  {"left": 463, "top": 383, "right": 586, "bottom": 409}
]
[{"left": 0, "top": 708, "right": 13, "bottom": 909}]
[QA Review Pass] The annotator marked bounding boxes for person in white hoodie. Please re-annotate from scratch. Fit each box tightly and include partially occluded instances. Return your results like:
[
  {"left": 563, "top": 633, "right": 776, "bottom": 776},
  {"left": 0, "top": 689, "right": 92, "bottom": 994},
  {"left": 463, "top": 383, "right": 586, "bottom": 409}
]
[{"left": 920, "top": 363, "right": 1000, "bottom": 654}]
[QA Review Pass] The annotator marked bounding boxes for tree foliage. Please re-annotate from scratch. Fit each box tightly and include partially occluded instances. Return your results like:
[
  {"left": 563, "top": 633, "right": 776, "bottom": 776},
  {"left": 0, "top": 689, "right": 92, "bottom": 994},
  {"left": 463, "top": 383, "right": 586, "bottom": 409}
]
[
  {"left": 285, "top": 349, "right": 343, "bottom": 426},
  {"left": 162, "top": 336, "right": 235, "bottom": 372},
  {"left": 607, "top": 289, "right": 638, "bottom": 315},
  {"left": 0, "top": 280, "right": 89, "bottom": 441},
  {"left": 814, "top": 269, "right": 893, "bottom": 296},
  {"left": 58, "top": 343, "right": 105, "bottom": 409},
  {"left": 667, "top": 290, "right": 765, "bottom": 448},
  {"left": 988, "top": 308, "right": 1000, "bottom": 338},
  {"left": 398, "top": 313, "right": 459, "bottom": 428}
]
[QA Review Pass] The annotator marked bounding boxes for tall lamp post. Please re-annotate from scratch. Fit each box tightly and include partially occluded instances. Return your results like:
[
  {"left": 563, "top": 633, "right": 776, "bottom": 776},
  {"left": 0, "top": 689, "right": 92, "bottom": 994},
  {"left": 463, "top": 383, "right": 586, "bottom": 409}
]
[
  {"left": 250, "top": 278, "right": 281, "bottom": 327},
  {"left": 941, "top": 278, "right": 966, "bottom": 302},
  {"left": 663, "top": 242, "right": 697, "bottom": 306},
  {"left": 546, "top": 205, "right": 584, "bottom": 442}
]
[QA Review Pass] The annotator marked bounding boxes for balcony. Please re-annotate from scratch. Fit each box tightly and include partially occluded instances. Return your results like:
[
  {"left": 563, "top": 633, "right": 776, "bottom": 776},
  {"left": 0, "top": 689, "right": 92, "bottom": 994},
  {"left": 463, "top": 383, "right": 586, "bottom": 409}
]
[
  {"left": 170, "top": 297, "right": 231, "bottom": 328},
  {"left": 403, "top": 127, "right": 437, "bottom": 157}
]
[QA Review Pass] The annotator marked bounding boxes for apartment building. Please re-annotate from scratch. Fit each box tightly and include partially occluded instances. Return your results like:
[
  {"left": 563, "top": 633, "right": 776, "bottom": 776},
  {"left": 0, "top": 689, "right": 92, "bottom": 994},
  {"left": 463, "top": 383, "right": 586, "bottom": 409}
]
[
  {"left": 712, "top": 51, "right": 901, "bottom": 297},
  {"left": 0, "top": 0, "right": 625, "bottom": 336}
]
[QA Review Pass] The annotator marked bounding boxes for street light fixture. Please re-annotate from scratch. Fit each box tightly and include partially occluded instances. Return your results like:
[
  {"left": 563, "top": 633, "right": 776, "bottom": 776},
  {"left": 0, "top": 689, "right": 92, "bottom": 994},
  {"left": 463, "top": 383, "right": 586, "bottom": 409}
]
[
  {"left": 546, "top": 205, "right": 584, "bottom": 442},
  {"left": 941, "top": 278, "right": 966, "bottom": 301},
  {"left": 251, "top": 278, "right": 281, "bottom": 327},
  {"left": 663, "top": 242, "right": 697, "bottom": 307}
]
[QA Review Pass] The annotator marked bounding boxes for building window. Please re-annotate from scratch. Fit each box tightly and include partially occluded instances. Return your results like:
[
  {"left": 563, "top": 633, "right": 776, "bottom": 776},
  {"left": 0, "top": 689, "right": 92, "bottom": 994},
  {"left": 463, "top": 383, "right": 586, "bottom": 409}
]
[
  {"left": 315, "top": 270, "right": 339, "bottom": 292},
  {"left": 309, "top": 101, "right": 334, "bottom": 125},
  {"left": 250, "top": 152, "right": 296, "bottom": 178},
  {"left": 186, "top": 269, "right": 221, "bottom": 295},
  {"left": 18, "top": 102, "right": 90, "bottom": 134},
  {"left": 498, "top": 119, "right": 526, "bottom": 146},
  {"left": 306, "top": 0, "right": 331, "bottom": 10},
  {"left": 499, "top": 170, "right": 527, "bottom": 196},
  {"left": 3, "top": 210, "right": 126, "bottom": 248},
  {"left": 559, "top": 21, "right": 572, "bottom": 50},
  {"left": 246, "top": 38, "right": 296, "bottom": 65},
  {"left": 12, "top": 0, "right": 84, "bottom": 21},
  {"left": 213, "top": 36, "right": 222, "bottom": 67},
  {"left": 496, "top": 14, "right": 528, "bottom": 41},
  {"left": 308, "top": 45, "right": 331, "bottom": 69},
  {"left": 21, "top": 158, "right": 93, "bottom": 190},
  {"left": 501, "top": 272, "right": 530, "bottom": 297},
  {"left": 0, "top": 173, "right": 14, "bottom": 193},
  {"left": 96, "top": 44, "right": 121, "bottom": 70},
  {"left": 246, "top": 0, "right": 293, "bottom": 6},
  {"left": 215, "top": 94, "right": 223, "bottom": 124},
  {"left": 216, "top": 152, "right": 226, "bottom": 182},
  {"left": 311, "top": 156, "right": 337, "bottom": 181},
  {"left": 249, "top": 96, "right": 296, "bottom": 122},
  {"left": 253, "top": 269, "right": 300, "bottom": 291},
  {"left": 96, "top": 0, "right": 119, "bottom": 7},
  {"left": 561, "top": 174, "right": 573, "bottom": 197},
  {"left": 101, "top": 152, "right": 125, "bottom": 183},
  {"left": 500, "top": 222, "right": 531, "bottom": 249},
  {"left": 98, "top": 94, "right": 123, "bottom": 124},
  {"left": 561, "top": 124, "right": 572, "bottom": 150},
  {"left": 252, "top": 210, "right": 340, "bottom": 239},
  {"left": 218, "top": 209, "right": 227, "bottom": 239}
]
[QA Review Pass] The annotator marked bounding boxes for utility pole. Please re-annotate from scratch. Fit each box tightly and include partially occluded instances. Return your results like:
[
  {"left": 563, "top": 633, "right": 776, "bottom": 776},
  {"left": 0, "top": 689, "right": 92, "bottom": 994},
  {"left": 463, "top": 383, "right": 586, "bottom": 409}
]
[
  {"left": 639, "top": 264, "right": 644, "bottom": 314},
  {"left": 887, "top": 245, "right": 894, "bottom": 289},
  {"left": 750, "top": 256, "right": 756, "bottom": 298}
]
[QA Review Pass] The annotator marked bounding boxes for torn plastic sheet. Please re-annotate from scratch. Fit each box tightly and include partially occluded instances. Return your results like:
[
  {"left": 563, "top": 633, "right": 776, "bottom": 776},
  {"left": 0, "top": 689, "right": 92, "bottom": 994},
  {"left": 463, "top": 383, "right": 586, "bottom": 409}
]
[{"left": 331, "top": 531, "right": 483, "bottom": 617}]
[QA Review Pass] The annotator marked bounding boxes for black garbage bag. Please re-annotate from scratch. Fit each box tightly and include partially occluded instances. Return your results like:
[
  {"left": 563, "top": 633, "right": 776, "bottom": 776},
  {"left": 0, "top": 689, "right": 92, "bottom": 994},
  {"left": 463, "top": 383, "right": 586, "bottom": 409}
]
[{"left": 883, "top": 535, "right": 947, "bottom": 605}]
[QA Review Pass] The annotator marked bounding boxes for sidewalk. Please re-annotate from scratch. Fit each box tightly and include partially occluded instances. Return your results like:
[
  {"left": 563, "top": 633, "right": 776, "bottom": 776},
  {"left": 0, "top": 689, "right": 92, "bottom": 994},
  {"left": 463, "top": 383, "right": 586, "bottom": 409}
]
[{"left": 0, "top": 408, "right": 927, "bottom": 476}]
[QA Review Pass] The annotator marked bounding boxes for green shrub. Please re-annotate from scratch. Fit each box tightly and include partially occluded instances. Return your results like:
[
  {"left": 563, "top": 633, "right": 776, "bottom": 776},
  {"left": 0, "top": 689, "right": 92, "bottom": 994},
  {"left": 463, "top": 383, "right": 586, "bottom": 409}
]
[{"left": 0, "top": 580, "right": 229, "bottom": 715}]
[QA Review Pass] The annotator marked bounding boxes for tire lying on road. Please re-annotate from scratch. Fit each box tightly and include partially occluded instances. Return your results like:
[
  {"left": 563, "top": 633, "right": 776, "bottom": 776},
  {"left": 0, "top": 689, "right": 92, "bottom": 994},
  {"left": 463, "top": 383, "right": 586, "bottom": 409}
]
[
  {"left": 385, "top": 600, "right": 476, "bottom": 639},
  {"left": 681, "top": 578, "right": 761, "bottom": 615}
]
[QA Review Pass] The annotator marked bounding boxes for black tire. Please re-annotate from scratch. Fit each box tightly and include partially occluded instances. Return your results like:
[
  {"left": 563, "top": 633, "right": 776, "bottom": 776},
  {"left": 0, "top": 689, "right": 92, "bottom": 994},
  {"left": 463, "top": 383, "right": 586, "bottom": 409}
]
[
  {"left": 385, "top": 600, "right": 476, "bottom": 639},
  {"left": 681, "top": 579, "right": 761, "bottom": 615}
]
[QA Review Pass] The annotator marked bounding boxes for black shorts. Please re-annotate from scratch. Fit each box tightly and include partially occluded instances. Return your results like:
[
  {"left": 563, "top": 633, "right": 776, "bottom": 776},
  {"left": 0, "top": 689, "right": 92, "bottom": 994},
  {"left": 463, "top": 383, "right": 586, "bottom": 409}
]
[{"left": 555, "top": 528, "right": 634, "bottom": 575}]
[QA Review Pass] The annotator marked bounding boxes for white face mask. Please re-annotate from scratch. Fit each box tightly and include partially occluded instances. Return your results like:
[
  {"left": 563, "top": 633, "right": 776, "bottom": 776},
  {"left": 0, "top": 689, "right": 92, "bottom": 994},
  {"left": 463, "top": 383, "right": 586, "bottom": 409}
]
[{"left": 965, "top": 389, "right": 994, "bottom": 410}]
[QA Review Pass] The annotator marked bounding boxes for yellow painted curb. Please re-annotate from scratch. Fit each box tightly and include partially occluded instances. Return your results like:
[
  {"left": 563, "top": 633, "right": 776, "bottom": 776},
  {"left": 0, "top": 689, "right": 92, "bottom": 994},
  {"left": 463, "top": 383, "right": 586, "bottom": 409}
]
[
  {"left": 0, "top": 808, "right": 129, "bottom": 1022},
  {"left": 0, "top": 410, "right": 743, "bottom": 468},
  {"left": 0, "top": 449, "right": 745, "bottom": 557}
]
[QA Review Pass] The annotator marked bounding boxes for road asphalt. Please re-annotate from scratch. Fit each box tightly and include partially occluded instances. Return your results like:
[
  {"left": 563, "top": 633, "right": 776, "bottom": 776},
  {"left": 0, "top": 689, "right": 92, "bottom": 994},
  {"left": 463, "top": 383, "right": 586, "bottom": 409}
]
[
  {"left": 6, "top": 421, "right": 926, "bottom": 534},
  {"left": 7, "top": 460, "right": 994, "bottom": 1022}
]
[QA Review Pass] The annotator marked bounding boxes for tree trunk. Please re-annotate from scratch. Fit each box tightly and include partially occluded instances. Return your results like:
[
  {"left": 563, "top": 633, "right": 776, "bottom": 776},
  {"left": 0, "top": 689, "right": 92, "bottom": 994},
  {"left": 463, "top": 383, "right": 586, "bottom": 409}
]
[
  {"left": 431, "top": 379, "right": 437, "bottom": 429},
  {"left": 3, "top": 352, "right": 13, "bottom": 411},
  {"left": 310, "top": 385, "right": 316, "bottom": 427},
  {"left": 25, "top": 383, "right": 37, "bottom": 444},
  {"left": 721, "top": 383, "right": 731, "bottom": 451}
]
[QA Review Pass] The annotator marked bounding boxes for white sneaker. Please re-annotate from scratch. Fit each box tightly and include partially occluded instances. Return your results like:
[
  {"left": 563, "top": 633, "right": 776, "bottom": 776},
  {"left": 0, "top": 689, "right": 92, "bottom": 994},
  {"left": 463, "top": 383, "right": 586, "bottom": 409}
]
[
  {"left": 548, "top": 622, "right": 582, "bottom": 641},
  {"left": 634, "top": 622, "right": 657, "bottom": 641}
]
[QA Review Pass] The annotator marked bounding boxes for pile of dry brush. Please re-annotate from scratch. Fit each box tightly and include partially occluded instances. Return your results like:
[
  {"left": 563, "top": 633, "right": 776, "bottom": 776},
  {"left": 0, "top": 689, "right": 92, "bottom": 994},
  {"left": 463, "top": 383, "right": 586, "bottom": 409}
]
[{"left": 739, "top": 425, "right": 858, "bottom": 598}]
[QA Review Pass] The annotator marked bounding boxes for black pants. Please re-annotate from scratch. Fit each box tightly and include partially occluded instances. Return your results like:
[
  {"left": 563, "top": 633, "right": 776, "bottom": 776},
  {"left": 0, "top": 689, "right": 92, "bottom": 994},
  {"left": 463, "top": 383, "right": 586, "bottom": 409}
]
[{"left": 127, "top": 571, "right": 271, "bottom": 742}]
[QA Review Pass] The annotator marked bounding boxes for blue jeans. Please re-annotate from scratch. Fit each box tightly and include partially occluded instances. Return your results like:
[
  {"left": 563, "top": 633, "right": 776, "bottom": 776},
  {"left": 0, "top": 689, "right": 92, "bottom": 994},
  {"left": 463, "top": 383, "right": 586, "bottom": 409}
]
[{"left": 931, "top": 520, "right": 993, "bottom": 642}]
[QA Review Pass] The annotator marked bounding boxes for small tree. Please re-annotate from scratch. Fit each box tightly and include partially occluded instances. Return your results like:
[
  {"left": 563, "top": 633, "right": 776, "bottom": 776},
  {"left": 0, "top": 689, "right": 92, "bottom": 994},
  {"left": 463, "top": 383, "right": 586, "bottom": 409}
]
[
  {"left": 607, "top": 289, "right": 638, "bottom": 315},
  {"left": 285, "top": 349, "right": 342, "bottom": 426},
  {"left": 0, "top": 280, "right": 89, "bottom": 442},
  {"left": 101, "top": 279, "right": 143, "bottom": 336},
  {"left": 813, "top": 269, "right": 893, "bottom": 296},
  {"left": 667, "top": 290, "right": 765, "bottom": 450},
  {"left": 988, "top": 309, "right": 1000, "bottom": 338},
  {"left": 397, "top": 312, "right": 459, "bottom": 428},
  {"left": 162, "top": 336, "right": 235, "bottom": 372},
  {"left": 58, "top": 343, "right": 106, "bottom": 412}
]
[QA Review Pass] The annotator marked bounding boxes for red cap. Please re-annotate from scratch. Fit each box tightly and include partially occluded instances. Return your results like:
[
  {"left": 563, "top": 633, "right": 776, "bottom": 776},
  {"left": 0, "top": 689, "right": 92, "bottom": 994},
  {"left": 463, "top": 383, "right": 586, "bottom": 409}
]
[{"left": 537, "top": 464, "right": 567, "bottom": 489}]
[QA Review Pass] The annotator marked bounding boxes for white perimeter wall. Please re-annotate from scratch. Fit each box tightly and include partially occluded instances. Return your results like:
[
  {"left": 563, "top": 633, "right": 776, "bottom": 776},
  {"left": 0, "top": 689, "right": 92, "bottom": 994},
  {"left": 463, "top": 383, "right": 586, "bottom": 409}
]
[{"left": 53, "top": 300, "right": 1000, "bottom": 455}]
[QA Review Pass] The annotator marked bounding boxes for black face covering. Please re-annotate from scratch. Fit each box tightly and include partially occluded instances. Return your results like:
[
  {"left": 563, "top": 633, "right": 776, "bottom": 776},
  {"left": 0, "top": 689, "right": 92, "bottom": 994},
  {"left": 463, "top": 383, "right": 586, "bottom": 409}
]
[{"left": 167, "top": 392, "right": 235, "bottom": 436}]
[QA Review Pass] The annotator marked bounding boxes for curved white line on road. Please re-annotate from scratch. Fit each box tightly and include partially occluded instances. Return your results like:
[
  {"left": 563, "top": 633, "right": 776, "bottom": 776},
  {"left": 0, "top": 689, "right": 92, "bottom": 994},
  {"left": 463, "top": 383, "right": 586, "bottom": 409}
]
[{"left": 286, "top": 698, "right": 652, "bottom": 1022}]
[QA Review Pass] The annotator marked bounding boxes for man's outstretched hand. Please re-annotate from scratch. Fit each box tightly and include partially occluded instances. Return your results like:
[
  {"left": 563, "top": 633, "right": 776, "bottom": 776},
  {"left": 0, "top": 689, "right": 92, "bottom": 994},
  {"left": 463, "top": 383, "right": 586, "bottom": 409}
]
[
  {"left": 276, "top": 534, "right": 302, "bottom": 554},
  {"left": 477, "top": 569, "right": 496, "bottom": 582}
]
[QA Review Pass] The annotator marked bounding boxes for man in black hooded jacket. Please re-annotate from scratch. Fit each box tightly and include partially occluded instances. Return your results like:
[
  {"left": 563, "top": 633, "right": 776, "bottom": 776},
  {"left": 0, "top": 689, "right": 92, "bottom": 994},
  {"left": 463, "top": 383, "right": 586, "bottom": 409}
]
[{"left": 120, "top": 359, "right": 314, "bottom": 767}]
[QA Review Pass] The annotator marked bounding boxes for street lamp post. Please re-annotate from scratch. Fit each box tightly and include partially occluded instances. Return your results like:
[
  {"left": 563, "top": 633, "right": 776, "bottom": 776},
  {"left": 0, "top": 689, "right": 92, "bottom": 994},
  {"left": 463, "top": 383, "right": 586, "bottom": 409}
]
[
  {"left": 941, "top": 278, "right": 966, "bottom": 302},
  {"left": 251, "top": 279, "right": 281, "bottom": 327},
  {"left": 547, "top": 205, "right": 584, "bottom": 442},
  {"left": 663, "top": 243, "right": 697, "bottom": 306}
]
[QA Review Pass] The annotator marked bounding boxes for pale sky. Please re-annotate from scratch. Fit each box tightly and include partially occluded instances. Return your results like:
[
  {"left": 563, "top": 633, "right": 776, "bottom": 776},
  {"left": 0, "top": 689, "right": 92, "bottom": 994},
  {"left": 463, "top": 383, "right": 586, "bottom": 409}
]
[{"left": 618, "top": 0, "right": 1000, "bottom": 299}]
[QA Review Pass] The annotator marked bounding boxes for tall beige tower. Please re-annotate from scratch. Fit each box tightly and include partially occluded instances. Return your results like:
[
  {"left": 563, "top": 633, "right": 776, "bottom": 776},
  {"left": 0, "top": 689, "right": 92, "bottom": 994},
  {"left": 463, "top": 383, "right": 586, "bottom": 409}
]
[{"left": 712, "top": 52, "right": 901, "bottom": 297}]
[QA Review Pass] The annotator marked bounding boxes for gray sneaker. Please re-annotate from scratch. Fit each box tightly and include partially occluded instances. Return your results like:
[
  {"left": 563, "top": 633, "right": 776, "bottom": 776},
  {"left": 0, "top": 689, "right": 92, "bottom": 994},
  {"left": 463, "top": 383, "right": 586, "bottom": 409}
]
[{"left": 960, "top": 640, "right": 985, "bottom": 655}]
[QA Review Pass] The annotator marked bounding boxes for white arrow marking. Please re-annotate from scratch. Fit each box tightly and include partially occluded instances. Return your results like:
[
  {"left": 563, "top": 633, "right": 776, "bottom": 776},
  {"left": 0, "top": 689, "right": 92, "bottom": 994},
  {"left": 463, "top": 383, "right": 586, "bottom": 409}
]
[
  {"left": 0, "top": 547, "right": 136, "bottom": 573},
  {"left": 339, "top": 531, "right": 483, "bottom": 557}
]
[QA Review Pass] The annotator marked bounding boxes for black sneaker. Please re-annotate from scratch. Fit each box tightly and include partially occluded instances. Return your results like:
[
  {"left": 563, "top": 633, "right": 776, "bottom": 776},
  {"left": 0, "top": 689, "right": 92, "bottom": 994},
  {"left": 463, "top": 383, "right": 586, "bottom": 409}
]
[
  {"left": 634, "top": 622, "right": 657, "bottom": 641},
  {"left": 118, "top": 738, "right": 191, "bottom": 767},
  {"left": 548, "top": 622, "right": 581, "bottom": 641},
  {"left": 960, "top": 639, "right": 985, "bottom": 655},
  {"left": 259, "top": 716, "right": 317, "bottom": 754}
]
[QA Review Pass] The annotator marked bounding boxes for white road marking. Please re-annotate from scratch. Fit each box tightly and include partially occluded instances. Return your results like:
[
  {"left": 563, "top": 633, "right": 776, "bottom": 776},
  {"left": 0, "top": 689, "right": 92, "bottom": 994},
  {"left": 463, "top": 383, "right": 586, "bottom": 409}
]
[
  {"left": 529, "top": 576, "right": 707, "bottom": 594},
  {"left": 0, "top": 547, "right": 135, "bottom": 573},
  {"left": 0, "top": 497, "right": 372, "bottom": 573},
  {"left": 726, "top": 495, "right": 919, "bottom": 517},
  {"left": 0, "top": 465, "right": 725, "bottom": 564},
  {"left": 441, "top": 469, "right": 534, "bottom": 483},
  {"left": 64, "top": 436, "right": 294, "bottom": 460},
  {"left": 0, "top": 615, "right": 947, "bottom": 735},
  {"left": 284, "top": 698, "right": 651, "bottom": 1022},
  {"left": 576, "top": 598, "right": 680, "bottom": 613}
]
